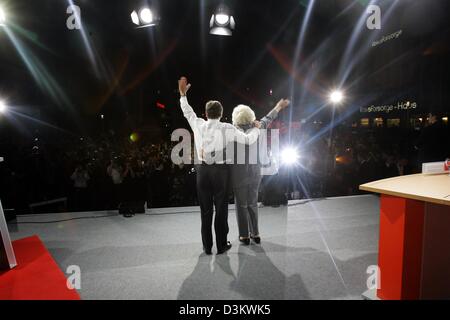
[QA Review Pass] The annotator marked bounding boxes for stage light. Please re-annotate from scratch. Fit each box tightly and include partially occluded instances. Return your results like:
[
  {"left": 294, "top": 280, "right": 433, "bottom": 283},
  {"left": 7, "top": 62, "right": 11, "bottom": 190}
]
[
  {"left": 131, "top": 11, "right": 139, "bottom": 25},
  {"left": 215, "top": 14, "right": 229, "bottom": 26},
  {"left": 140, "top": 8, "right": 153, "bottom": 24},
  {"left": 131, "top": 7, "right": 159, "bottom": 28},
  {"left": 329, "top": 90, "right": 344, "bottom": 104},
  {"left": 100, "top": 114, "right": 104, "bottom": 119},
  {"left": 0, "top": 100, "right": 7, "bottom": 113},
  {"left": 0, "top": 7, "right": 5, "bottom": 26},
  {"left": 281, "top": 147, "right": 299, "bottom": 166},
  {"left": 210, "top": 5, "right": 235, "bottom": 36}
]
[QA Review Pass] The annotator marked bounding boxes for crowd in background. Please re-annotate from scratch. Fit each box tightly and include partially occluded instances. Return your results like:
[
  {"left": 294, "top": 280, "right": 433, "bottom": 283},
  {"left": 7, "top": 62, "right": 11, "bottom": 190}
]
[
  {"left": 0, "top": 134, "right": 197, "bottom": 213},
  {"left": 0, "top": 116, "right": 449, "bottom": 213}
]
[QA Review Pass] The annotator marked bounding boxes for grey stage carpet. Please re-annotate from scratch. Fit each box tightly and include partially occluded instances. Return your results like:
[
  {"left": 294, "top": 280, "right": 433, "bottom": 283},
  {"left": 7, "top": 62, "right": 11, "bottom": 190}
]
[{"left": 8, "top": 195, "right": 380, "bottom": 300}]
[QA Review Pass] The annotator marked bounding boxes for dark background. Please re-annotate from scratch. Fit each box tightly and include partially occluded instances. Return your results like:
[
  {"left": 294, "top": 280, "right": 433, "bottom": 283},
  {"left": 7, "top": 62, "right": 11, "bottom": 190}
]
[{"left": 0, "top": 0, "right": 449, "bottom": 140}]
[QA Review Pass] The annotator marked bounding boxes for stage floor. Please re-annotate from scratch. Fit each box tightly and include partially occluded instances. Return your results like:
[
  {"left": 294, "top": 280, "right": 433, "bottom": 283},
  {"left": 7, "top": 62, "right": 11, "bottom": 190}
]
[{"left": 8, "top": 195, "right": 380, "bottom": 300}]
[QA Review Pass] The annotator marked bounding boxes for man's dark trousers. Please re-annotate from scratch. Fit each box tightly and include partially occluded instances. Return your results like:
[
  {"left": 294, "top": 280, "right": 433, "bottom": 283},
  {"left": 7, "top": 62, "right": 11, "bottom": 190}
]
[{"left": 196, "top": 163, "right": 229, "bottom": 252}]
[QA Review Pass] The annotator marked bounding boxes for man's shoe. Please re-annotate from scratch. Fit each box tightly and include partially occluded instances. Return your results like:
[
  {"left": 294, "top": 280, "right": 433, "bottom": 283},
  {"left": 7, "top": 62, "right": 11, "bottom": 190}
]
[
  {"left": 203, "top": 247, "right": 212, "bottom": 255},
  {"left": 217, "top": 241, "right": 232, "bottom": 254}
]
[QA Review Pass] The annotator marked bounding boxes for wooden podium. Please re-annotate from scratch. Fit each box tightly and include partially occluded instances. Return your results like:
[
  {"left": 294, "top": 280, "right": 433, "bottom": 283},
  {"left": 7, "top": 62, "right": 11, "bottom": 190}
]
[
  {"left": 0, "top": 199, "right": 17, "bottom": 270},
  {"left": 360, "top": 173, "right": 450, "bottom": 300}
]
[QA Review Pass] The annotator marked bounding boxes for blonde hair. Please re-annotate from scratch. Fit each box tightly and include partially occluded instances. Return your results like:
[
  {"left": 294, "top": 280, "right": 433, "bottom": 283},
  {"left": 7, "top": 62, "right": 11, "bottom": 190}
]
[{"left": 232, "top": 104, "right": 256, "bottom": 127}]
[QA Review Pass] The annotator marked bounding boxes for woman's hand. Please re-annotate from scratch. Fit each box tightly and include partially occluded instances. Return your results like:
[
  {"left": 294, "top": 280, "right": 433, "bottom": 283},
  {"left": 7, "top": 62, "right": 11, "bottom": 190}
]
[{"left": 275, "top": 99, "right": 290, "bottom": 112}]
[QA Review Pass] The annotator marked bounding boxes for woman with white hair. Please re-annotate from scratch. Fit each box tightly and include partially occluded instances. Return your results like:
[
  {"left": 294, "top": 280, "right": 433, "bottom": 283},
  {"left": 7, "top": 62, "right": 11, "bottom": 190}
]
[{"left": 231, "top": 99, "right": 290, "bottom": 245}]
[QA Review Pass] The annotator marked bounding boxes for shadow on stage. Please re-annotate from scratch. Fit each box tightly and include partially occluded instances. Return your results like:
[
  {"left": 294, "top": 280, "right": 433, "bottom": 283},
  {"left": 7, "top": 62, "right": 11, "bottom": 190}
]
[
  {"left": 177, "top": 241, "right": 377, "bottom": 300},
  {"left": 177, "top": 242, "right": 311, "bottom": 300}
]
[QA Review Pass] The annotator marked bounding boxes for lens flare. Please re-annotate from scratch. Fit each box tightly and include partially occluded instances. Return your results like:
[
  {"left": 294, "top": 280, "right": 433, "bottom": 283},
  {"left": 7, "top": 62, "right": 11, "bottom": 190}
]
[
  {"left": 281, "top": 147, "right": 299, "bottom": 165},
  {"left": 0, "top": 100, "right": 7, "bottom": 113},
  {"left": 130, "top": 132, "right": 139, "bottom": 142},
  {"left": 329, "top": 90, "right": 344, "bottom": 104}
]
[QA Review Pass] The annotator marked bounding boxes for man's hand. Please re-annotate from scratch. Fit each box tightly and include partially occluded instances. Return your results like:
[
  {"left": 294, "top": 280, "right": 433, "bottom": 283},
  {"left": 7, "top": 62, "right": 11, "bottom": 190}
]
[
  {"left": 253, "top": 120, "right": 262, "bottom": 129},
  {"left": 178, "top": 76, "right": 191, "bottom": 96},
  {"left": 275, "top": 99, "right": 290, "bottom": 112}
]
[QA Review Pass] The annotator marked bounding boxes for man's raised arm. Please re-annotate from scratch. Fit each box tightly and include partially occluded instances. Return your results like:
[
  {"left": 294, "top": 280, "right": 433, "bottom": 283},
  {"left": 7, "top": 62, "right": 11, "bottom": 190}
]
[{"left": 178, "top": 77, "right": 203, "bottom": 128}]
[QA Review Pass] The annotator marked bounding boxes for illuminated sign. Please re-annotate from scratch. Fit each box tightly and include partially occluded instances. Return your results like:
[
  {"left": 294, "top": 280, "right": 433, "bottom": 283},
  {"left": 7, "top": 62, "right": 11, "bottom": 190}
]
[{"left": 360, "top": 101, "right": 418, "bottom": 114}]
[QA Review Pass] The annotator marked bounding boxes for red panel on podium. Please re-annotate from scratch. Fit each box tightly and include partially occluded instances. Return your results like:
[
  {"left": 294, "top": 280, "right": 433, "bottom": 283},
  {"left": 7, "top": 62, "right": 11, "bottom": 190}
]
[
  {"left": 377, "top": 195, "right": 424, "bottom": 300},
  {"left": 0, "top": 235, "right": 80, "bottom": 300}
]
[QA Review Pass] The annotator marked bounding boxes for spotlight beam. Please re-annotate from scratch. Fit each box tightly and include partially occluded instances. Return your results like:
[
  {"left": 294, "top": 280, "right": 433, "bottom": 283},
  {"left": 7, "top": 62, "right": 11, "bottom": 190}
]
[
  {"left": 7, "top": 23, "right": 54, "bottom": 53},
  {"left": 199, "top": 0, "right": 207, "bottom": 61},
  {"left": 289, "top": 0, "right": 316, "bottom": 142},
  {"left": 337, "top": 1, "right": 399, "bottom": 88},
  {"left": 304, "top": 98, "right": 373, "bottom": 146},
  {"left": 337, "top": 0, "right": 377, "bottom": 86},
  {"left": 3, "top": 27, "right": 73, "bottom": 110},
  {"left": 6, "top": 109, "right": 76, "bottom": 136},
  {"left": 290, "top": 0, "right": 316, "bottom": 82},
  {"left": 67, "top": 0, "right": 103, "bottom": 80}
]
